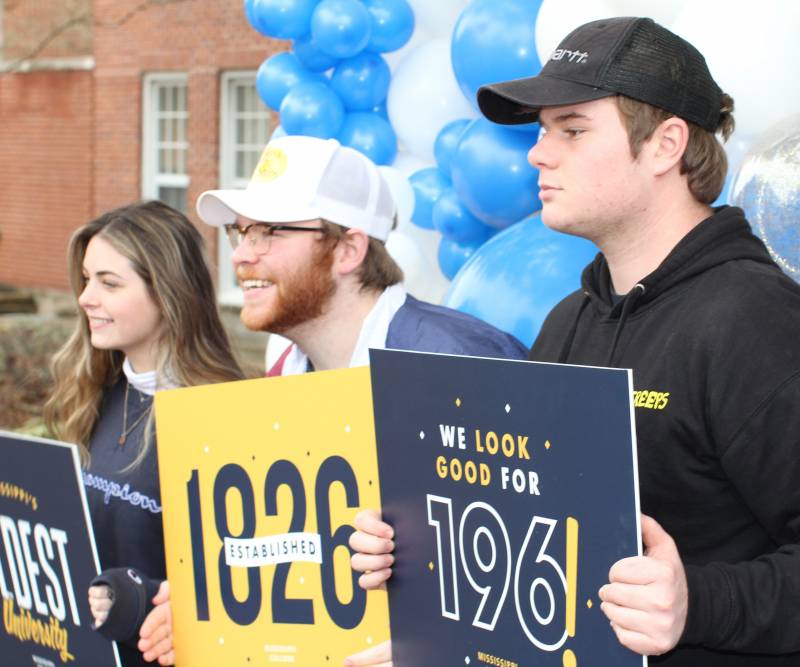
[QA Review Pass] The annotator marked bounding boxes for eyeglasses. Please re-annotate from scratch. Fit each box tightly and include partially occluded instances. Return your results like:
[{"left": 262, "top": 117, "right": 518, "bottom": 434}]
[{"left": 223, "top": 222, "right": 325, "bottom": 253}]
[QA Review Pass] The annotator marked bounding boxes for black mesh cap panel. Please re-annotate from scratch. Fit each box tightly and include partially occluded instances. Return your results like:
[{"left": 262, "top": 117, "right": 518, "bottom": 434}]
[{"left": 600, "top": 20, "right": 723, "bottom": 130}]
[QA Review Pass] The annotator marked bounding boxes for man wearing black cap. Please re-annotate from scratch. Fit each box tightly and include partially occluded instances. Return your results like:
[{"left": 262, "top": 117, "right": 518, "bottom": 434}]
[{"left": 350, "top": 16, "right": 800, "bottom": 667}]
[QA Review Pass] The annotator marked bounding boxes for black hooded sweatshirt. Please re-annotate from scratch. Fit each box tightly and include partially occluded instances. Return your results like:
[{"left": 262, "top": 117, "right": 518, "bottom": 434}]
[{"left": 530, "top": 206, "right": 800, "bottom": 666}]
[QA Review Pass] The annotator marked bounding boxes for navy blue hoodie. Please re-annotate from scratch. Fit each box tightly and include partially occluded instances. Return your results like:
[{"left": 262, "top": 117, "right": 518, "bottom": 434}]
[
  {"left": 530, "top": 206, "right": 800, "bottom": 666},
  {"left": 84, "top": 377, "right": 164, "bottom": 667}
]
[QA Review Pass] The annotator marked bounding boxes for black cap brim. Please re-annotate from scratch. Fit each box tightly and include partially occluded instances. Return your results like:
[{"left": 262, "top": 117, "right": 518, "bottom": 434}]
[{"left": 478, "top": 75, "right": 615, "bottom": 125}]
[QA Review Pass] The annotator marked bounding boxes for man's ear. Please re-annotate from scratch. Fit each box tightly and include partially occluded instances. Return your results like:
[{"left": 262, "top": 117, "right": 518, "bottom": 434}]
[
  {"left": 648, "top": 116, "right": 689, "bottom": 176},
  {"left": 333, "top": 228, "right": 370, "bottom": 276}
]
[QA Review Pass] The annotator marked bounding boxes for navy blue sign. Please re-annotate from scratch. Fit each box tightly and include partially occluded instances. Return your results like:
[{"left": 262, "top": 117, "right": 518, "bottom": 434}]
[
  {"left": 0, "top": 431, "right": 120, "bottom": 667},
  {"left": 369, "top": 350, "right": 644, "bottom": 667}
]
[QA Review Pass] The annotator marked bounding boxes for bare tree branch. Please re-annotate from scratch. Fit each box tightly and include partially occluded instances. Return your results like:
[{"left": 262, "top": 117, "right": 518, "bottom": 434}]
[
  {"left": 95, "top": 0, "right": 191, "bottom": 29},
  {"left": 1, "top": 0, "right": 191, "bottom": 74},
  {"left": 1, "top": 13, "right": 90, "bottom": 72}
]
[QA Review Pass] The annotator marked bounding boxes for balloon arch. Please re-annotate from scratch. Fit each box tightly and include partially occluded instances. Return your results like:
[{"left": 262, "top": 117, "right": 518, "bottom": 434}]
[{"left": 245, "top": 0, "right": 800, "bottom": 346}]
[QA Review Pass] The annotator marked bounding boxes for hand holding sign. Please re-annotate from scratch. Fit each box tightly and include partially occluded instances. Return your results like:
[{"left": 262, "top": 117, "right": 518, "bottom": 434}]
[
  {"left": 349, "top": 509, "right": 395, "bottom": 590},
  {"left": 138, "top": 580, "right": 174, "bottom": 665},
  {"left": 599, "top": 514, "right": 688, "bottom": 656},
  {"left": 88, "top": 585, "right": 114, "bottom": 627},
  {"left": 344, "top": 638, "right": 392, "bottom": 666}
]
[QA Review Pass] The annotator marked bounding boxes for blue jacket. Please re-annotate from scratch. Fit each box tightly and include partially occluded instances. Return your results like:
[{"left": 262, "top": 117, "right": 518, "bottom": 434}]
[
  {"left": 386, "top": 295, "right": 527, "bottom": 360},
  {"left": 268, "top": 295, "right": 527, "bottom": 375}
]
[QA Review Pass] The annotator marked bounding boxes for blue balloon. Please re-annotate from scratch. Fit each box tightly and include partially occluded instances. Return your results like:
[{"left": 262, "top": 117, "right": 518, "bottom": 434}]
[
  {"left": 256, "top": 52, "right": 324, "bottom": 111},
  {"left": 279, "top": 81, "right": 345, "bottom": 139},
  {"left": 337, "top": 112, "right": 397, "bottom": 165},
  {"left": 244, "top": 0, "right": 268, "bottom": 34},
  {"left": 372, "top": 101, "right": 388, "bottom": 120},
  {"left": 331, "top": 52, "right": 391, "bottom": 111},
  {"left": 364, "top": 0, "right": 414, "bottom": 53},
  {"left": 251, "top": 0, "right": 318, "bottom": 39},
  {"left": 311, "top": 0, "right": 372, "bottom": 59},
  {"left": 731, "top": 120, "right": 800, "bottom": 283},
  {"left": 451, "top": 0, "right": 542, "bottom": 111},
  {"left": 434, "top": 119, "right": 470, "bottom": 178},
  {"left": 409, "top": 167, "right": 451, "bottom": 230},
  {"left": 452, "top": 118, "right": 540, "bottom": 229},
  {"left": 294, "top": 34, "right": 340, "bottom": 72},
  {"left": 444, "top": 214, "right": 598, "bottom": 347},
  {"left": 438, "top": 237, "right": 486, "bottom": 280},
  {"left": 432, "top": 189, "right": 493, "bottom": 243}
]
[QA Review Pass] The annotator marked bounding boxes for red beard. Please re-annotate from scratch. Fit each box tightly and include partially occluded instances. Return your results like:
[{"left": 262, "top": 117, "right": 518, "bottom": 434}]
[{"left": 237, "top": 243, "right": 336, "bottom": 334}]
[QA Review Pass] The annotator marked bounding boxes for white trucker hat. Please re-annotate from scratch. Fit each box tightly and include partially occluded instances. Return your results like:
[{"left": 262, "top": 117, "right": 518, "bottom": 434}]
[{"left": 197, "top": 135, "right": 396, "bottom": 242}]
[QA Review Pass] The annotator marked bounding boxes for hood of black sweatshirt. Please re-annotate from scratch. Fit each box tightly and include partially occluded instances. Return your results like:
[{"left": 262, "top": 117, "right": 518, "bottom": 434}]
[{"left": 580, "top": 206, "right": 776, "bottom": 319}]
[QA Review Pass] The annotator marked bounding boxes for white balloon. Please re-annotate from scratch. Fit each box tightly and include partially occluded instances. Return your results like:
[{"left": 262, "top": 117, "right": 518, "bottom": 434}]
[
  {"left": 406, "top": 0, "right": 469, "bottom": 39},
  {"left": 378, "top": 166, "right": 415, "bottom": 226},
  {"left": 383, "top": 26, "right": 431, "bottom": 73},
  {"left": 388, "top": 38, "right": 477, "bottom": 163},
  {"left": 603, "top": 0, "right": 689, "bottom": 28},
  {"left": 391, "top": 149, "right": 432, "bottom": 177},
  {"left": 386, "top": 230, "right": 426, "bottom": 289},
  {"left": 399, "top": 218, "right": 442, "bottom": 267},
  {"left": 387, "top": 229, "right": 450, "bottom": 303},
  {"left": 386, "top": 149, "right": 446, "bottom": 300},
  {"left": 671, "top": 2, "right": 800, "bottom": 138},
  {"left": 534, "top": 0, "right": 617, "bottom": 64}
]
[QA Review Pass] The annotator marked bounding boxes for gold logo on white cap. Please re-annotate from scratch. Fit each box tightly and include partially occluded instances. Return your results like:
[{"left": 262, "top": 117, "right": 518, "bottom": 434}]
[{"left": 252, "top": 146, "right": 288, "bottom": 182}]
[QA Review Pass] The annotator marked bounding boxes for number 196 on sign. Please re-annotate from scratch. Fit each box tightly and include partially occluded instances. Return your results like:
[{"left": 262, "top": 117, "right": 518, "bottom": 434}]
[{"left": 427, "top": 494, "right": 579, "bottom": 655}]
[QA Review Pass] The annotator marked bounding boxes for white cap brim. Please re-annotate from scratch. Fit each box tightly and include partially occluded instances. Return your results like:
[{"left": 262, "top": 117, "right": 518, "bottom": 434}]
[{"left": 196, "top": 189, "right": 322, "bottom": 227}]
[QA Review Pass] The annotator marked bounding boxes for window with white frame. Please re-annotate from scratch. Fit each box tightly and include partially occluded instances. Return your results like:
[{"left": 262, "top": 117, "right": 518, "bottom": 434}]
[
  {"left": 217, "top": 70, "right": 273, "bottom": 305},
  {"left": 142, "top": 73, "right": 189, "bottom": 213}
]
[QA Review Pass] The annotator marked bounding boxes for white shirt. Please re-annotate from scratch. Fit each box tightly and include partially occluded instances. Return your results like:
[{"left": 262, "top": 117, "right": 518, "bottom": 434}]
[{"left": 122, "top": 358, "right": 178, "bottom": 394}]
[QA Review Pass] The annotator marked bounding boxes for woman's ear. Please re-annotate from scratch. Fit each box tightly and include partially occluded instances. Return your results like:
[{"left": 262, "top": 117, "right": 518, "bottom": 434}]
[
  {"left": 648, "top": 116, "right": 689, "bottom": 176},
  {"left": 333, "top": 228, "right": 370, "bottom": 276}
]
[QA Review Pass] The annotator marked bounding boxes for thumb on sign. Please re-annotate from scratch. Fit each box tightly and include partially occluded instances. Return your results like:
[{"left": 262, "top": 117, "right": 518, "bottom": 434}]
[{"left": 598, "top": 514, "right": 688, "bottom": 656}]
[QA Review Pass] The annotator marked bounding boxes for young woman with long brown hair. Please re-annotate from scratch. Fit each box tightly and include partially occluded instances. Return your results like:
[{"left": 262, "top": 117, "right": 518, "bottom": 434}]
[{"left": 45, "top": 200, "right": 244, "bottom": 667}]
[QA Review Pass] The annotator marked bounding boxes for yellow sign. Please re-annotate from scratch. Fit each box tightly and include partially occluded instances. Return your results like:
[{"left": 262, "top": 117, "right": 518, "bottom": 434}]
[{"left": 155, "top": 367, "right": 388, "bottom": 666}]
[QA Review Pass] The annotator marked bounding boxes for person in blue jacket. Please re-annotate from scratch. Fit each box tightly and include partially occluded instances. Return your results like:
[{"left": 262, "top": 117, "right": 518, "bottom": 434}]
[
  {"left": 196, "top": 134, "right": 528, "bottom": 375},
  {"left": 135, "top": 135, "right": 527, "bottom": 665}
]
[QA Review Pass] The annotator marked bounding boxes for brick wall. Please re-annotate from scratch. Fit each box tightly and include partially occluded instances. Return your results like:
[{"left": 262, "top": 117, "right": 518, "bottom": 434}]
[
  {"left": 93, "top": 0, "right": 285, "bottom": 255},
  {"left": 0, "top": 69, "right": 93, "bottom": 290},
  {"left": 0, "top": 0, "right": 285, "bottom": 290}
]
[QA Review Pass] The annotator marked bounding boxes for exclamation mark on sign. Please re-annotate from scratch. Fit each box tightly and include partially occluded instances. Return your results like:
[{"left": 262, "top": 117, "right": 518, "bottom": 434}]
[
  {"left": 563, "top": 516, "right": 580, "bottom": 666},
  {"left": 566, "top": 516, "right": 579, "bottom": 637}
]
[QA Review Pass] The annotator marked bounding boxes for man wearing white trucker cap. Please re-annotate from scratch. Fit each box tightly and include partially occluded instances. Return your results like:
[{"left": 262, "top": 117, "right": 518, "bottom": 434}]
[
  {"left": 349, "top": 15, "right": 800, "bottom": 667},
  {"left": 135, "top": 138, "right": 526, "bottom": 665},
  {"left": 197, "top": 134, "right": 526, "bottom": 375}
]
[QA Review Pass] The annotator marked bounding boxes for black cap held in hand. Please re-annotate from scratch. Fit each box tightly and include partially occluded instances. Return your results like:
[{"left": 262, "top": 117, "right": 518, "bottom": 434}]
[
  {"left": 91, "top": 567, "right": 160, "bottom": 643},
  {"left": 478, "top": 17, "right": 724, "bottom": 132}
]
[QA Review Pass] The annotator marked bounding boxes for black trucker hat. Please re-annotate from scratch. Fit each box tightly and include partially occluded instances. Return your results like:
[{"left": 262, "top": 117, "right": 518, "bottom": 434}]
[{"left": 477, "top": 17, "right": 724, "bottom": 132}]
